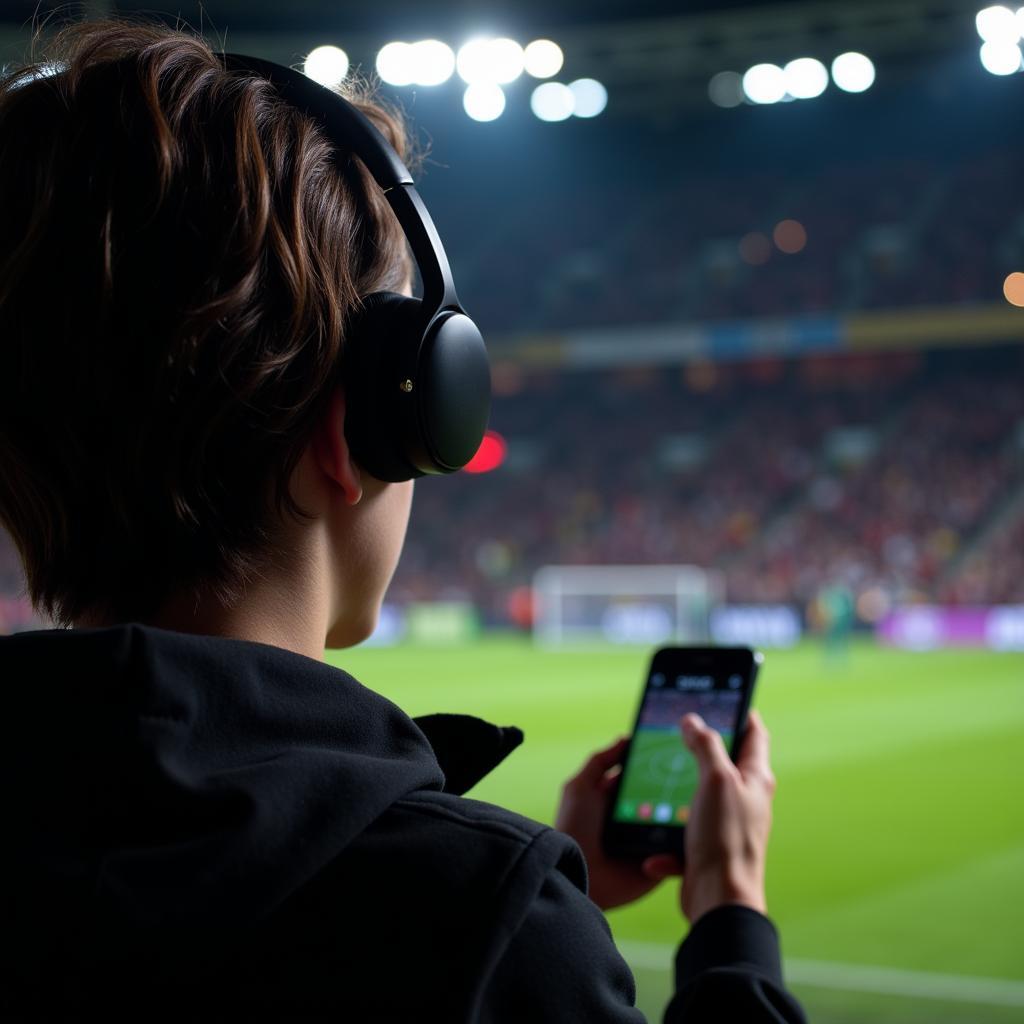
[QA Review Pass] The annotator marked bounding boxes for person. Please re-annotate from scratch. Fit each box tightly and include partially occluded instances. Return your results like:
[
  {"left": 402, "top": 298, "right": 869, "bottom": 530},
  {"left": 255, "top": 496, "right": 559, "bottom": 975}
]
[
  {"left": 816, "top": 578, "right": 856, "bottom": 666},
  {"left": 0, "top": 20, "right": 806, "bottom": 1022}
]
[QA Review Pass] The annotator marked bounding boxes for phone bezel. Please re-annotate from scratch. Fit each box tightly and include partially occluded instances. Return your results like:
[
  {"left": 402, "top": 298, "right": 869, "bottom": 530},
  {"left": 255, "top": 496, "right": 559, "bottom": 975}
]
[{"left": 601, "top": 645, "right": 761, "bottom": 861}]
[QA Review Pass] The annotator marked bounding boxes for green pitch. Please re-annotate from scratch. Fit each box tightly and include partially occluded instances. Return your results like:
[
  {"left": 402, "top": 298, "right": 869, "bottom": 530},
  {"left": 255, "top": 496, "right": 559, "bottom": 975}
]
[{"left": 330, "top": 637, "right": 1024, "bottom": 1023}]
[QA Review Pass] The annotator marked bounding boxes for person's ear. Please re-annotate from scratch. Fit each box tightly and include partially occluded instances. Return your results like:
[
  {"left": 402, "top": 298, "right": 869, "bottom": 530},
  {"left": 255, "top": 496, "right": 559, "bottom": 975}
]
[{"left": 313, "top": 389, "right": 363, "bottom": 507}]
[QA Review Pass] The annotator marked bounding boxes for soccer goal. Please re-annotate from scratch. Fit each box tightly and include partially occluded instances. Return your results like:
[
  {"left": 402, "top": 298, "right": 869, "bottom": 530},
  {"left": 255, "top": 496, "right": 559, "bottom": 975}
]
[{"left": 532, "top": 564, "right": 723, "bottom": 647}]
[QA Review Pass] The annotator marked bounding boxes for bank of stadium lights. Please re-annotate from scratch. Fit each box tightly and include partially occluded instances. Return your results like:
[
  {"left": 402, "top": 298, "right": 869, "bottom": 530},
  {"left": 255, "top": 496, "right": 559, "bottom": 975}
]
[
  {"left": 371, "top": 37, "right": 587, "bottom": 122},
  {"left": 720, "top": 51, "right": 875, "bottom": 106},
  {"left": 975, "top": 6, "right": 1024, "bottom": 75}
]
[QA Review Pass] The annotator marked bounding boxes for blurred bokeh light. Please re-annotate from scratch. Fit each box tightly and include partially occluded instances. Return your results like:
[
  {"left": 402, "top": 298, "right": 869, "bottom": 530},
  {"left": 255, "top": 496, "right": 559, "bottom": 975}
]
[
  {"left": 303, "top": 45, "right": 349, "bottom": 86},
  {"left": 831, "top": 52, "right": 876, "bottom": 92},
  {"left": 523, "top": 39, "right": 564, "bottom": 78},
  {"left": 1003, "top": 271, "right": 1024, "bottom": 306}
]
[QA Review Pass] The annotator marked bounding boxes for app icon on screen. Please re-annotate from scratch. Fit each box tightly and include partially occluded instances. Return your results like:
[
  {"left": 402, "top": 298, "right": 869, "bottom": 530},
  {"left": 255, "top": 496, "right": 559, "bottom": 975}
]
[
  {"left": 676, "top": 806, "right": 690, "bottom": 823},
  {"left": 654, "top": 803, "right": 672, "bottom": 823},
  {"left": 619, "top": 801, "right": 636, "bottom": 820},
  {"left": 637, "top": 803, "right": 652, "bottom": 820}
]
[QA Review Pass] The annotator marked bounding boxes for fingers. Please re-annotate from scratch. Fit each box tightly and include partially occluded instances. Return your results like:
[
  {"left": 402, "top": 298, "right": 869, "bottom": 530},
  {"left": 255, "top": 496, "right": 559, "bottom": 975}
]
[
  {"left": 735, "top": 711, "right": 776, "bottom": 793},
  {"left": 681, "top": 713, "right": 733, "bottom": 779},
  {"left": 574, "top": 736, "right": 628, "bottom": 786},
  {"left": 642, "top": 854, "right": 684, "bottom": 881}
]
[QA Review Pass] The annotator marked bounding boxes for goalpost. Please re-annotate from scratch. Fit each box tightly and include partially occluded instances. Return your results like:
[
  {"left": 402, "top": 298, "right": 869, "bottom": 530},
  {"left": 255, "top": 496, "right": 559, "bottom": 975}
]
[{"left": 532, "top": 564, "right": 724, "bottom": 647}]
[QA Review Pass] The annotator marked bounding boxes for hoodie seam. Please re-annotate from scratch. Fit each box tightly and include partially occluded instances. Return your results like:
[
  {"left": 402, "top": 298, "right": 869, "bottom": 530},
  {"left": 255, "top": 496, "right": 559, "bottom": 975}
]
[{"left": 393, "top": 796, "right": 543, "bottom": 846}]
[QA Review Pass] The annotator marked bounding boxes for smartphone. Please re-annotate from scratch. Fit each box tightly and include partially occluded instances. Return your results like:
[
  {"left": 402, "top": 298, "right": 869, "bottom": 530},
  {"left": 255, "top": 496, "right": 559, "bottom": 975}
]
[{"left": 602, "top": 646, "right": 762, "bottom": 861}]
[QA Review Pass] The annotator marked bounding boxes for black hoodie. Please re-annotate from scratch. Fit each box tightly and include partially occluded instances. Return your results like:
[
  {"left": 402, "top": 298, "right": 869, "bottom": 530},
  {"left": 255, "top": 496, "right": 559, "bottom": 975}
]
[{"left": 2, "top": 624, "right": 805, "bottom": 1022}]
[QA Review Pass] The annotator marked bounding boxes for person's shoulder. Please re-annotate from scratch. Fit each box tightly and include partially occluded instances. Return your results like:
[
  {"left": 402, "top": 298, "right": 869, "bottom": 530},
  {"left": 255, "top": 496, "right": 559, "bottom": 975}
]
[
  {"left": 329, "top": 789, "right": 589, "bottom": 917},
  {"left": 394, "top": 789, "right": 550, "bottom": 844},
  {"left": 376, "top": 789, "right": 587, "bottom": 889}
]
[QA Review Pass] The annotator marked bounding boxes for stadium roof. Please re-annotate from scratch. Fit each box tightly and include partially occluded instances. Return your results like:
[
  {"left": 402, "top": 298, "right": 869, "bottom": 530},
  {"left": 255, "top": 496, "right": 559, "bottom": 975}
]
[{"left": 0, "top": 0, "right": 962, "bottom": 33}]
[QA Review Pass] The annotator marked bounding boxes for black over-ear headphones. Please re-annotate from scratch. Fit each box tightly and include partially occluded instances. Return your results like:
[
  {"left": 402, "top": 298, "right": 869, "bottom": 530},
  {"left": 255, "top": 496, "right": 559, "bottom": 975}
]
[{"left": 221, "top": 54, "right": 491, "bottom": 483}]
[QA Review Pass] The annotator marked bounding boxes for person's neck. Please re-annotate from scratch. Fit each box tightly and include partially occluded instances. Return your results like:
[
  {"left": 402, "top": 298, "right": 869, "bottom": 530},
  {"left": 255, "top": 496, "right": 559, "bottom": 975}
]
[{"left": 75, "top": 539, "right": 332, "bottom": 663}]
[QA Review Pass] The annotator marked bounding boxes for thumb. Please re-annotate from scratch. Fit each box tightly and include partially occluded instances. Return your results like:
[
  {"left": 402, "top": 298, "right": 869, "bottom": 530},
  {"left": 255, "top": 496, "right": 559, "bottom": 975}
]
[
  {"left": 681, "top": 713, "right": 733, "bottom": 777},
  {"left": 574, "top": 737, "right": 628, "bottom": 786}
]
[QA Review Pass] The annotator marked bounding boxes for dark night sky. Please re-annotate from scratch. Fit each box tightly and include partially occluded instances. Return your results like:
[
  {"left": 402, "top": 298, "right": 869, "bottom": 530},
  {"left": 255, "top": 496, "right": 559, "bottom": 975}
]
[{"left": 0, "top": 0, "right": 843, "bottom": 34}]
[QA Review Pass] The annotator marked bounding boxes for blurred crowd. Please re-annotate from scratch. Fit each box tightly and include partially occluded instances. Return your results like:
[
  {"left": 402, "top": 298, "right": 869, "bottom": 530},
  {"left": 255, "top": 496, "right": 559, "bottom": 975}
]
[
  {"left": 392, "top": 346, "right": 1024, "bottom": 626},
  {"left": 728, "top": 369, "right": 1023, "bottom": 608},
  {"left": 453, "top": 149, "right": 1023, "bottom": 333}
]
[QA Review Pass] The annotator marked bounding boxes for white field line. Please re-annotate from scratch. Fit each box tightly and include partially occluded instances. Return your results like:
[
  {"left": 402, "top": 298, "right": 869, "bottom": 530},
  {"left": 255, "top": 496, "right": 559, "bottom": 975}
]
[{"left": 617, "top": 941, "right": 1024, "bottom": 1008}]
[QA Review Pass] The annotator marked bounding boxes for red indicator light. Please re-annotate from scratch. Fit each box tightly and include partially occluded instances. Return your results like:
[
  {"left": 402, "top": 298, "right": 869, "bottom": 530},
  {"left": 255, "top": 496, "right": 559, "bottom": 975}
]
[{"left": 463, "top": 430, "right": 507, "bottom": 474}]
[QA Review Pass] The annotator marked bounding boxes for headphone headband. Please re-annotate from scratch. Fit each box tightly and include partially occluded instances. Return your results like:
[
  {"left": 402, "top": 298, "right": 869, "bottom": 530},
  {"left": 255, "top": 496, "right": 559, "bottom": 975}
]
[{"left": 220, "top": 53, "right": 460, "bottom": 314}]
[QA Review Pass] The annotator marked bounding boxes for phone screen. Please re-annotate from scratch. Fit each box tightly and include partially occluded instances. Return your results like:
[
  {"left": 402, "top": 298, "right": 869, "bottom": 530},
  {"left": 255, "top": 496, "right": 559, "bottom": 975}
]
[{"left": 611, "top": 666, "right": 748, "bottom": 827}]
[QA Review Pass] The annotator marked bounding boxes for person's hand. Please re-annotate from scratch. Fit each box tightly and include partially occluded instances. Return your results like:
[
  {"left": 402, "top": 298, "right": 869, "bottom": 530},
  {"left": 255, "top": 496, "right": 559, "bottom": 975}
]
[
  {"left": 680, "top": 709, "right": 775, "bottom": 925},
  {"left": 556, "top": 736, "right": 681, "bottom": 911}
]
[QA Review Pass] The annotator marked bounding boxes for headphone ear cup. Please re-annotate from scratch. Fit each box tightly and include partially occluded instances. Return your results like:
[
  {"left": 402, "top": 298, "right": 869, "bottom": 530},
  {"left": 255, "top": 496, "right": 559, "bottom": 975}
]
[
  {"left": 413, "top": 311, "right": 490, "bottom": 472},
  {"left": 341, "top": 291, "right": 425, "bottom": 483},
  {"left": 341, "top": 291, "right": 491, "bottom": 482}
]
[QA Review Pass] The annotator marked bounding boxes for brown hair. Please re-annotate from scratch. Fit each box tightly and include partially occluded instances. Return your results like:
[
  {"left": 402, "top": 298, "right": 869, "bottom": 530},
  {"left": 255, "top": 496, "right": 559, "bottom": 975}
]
[{"left": 0, "top": 20, "right": 413, "bottom": 626}]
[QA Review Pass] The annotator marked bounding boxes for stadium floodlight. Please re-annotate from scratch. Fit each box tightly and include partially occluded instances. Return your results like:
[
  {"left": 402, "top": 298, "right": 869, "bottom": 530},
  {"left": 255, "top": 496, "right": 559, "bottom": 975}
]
[
  {"left": 742, "top": 64, "right": 787, "bottom": 104},
  {"left": 487, "top": 38, "right": 525, "bottom": 83},
  {"left": 376, "top": 41, "right": 415, "bottom": 86},
  {"left": 530, "top": 81, "right": 575, "bottom": 121},
  {"left": 463, "top": 82, "right": 506, "bottom": 121},
  {"left": 975, "top": 5, "right": 1021, "bottom": 42},
  {"left": 708, "top": 70, "right": 744, "bottom": 108},
  {"left": 456, "top": 39, "right": 490, "bottom": 82},
  {"left": 407, "top": 40, "right": 456, "bottom": 86},
  {"left": 457, "top": 38, "right": 524, "bottom": 85},
  {"left": 979, "top": 39, "right": 1023, "bottom": 73},
  {"left": 303, "top": 45, "right": 349, "bottom": 87},
  {"left": 831, "top": 52, "right": 876, "bottom": 92},
  {"left": 524, "top": 39, "right": 563, "bottom": 78},
  {"left": 569, "top": 78, "right": 607, "bottom": 117},
  {"left": 784, "top": 57, "right": 828, "bottom": 99}
]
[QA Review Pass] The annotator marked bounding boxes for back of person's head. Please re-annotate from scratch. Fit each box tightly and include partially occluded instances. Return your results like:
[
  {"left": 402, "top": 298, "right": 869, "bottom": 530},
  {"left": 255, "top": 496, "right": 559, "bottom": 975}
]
[{"left": 0, "top": 20, "right": 412, "bottom": 627}]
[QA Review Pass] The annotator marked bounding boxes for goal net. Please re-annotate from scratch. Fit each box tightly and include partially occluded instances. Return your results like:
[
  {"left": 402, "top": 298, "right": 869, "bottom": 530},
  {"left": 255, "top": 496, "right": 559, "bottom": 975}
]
[{"left": 532, "top": 564, "right": 723, "bottom": 647}]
